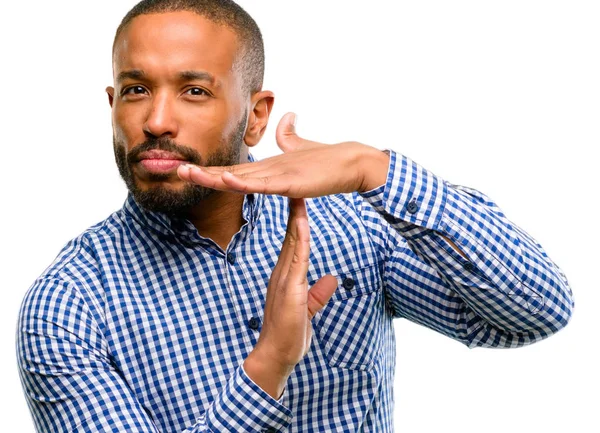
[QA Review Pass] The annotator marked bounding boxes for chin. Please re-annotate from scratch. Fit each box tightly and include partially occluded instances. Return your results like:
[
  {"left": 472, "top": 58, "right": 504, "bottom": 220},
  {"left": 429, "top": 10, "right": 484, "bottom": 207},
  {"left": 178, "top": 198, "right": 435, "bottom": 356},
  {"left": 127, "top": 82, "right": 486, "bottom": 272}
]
[{"left": 131, "top": 182, "right": 214, "bottom": 216}]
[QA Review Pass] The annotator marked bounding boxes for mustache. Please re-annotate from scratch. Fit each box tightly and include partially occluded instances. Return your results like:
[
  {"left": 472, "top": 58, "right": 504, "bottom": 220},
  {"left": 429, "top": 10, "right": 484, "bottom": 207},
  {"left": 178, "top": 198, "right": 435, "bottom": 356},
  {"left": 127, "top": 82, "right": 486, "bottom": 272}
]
[{"left": 127, "top": 136, "right": 203, "bottom": 166}]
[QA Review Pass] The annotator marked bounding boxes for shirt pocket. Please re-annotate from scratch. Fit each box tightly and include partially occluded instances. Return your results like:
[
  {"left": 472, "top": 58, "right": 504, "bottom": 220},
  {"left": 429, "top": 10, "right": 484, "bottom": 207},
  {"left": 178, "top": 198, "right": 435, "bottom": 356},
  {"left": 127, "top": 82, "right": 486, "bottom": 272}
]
[{"left": 310, "top": 264, "right": 384, "bottom": 371}]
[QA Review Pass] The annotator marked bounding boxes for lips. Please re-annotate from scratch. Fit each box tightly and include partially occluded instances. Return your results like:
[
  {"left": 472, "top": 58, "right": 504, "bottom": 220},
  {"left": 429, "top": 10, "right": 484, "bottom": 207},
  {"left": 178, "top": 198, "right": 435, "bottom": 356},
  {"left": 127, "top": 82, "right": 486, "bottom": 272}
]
[
  {"left": 137, "top": 150, "right": 188, "bottom": 174},
  {"left": 138, "top": 150, "right": 187, "bottom": 161}
]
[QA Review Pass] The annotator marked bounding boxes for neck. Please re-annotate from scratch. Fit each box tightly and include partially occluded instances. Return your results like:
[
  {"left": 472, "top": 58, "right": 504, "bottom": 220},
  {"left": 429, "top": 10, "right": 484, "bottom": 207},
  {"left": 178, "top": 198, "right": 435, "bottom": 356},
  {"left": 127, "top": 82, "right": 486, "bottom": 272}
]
[{"left": 185, "top": 191, "right": 247, "bottom": 251}]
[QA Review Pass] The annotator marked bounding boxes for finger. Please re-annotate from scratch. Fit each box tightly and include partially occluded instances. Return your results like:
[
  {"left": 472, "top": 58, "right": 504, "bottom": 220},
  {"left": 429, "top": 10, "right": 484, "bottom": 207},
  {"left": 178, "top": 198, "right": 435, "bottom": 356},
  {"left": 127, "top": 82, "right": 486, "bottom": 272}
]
[
  {"left": 306, "top": 275, "right": 338, "bottom": 319},
  {"left": 177, "top": 161, "right": 255, "bottom": 185},
  {"left": 220, "top": 171, "right": 301, "bottom": 196},
  {"left": 203, "top": 169, "right": 307, "bottom": 198},
  {"left": 264, "top": 199, "right": 304, "bottom": 315},
  {"left": 177, "top": 164, "right": 225, "bottom": 190},
  {"left": 179, "top": 162, "right": 301, "bottom": 196},
  {"left": 198, "top": 154, "right": 294, "bottom": 178},
  {"left": 177, "top": 165, "right": 247, "bottom": 193},
  {"left": 283, "top": 203, "right": 311, "bottom": 289},
  {"left": 201, "top": 160, "right": 266, "bottom": 175},
  {"left": 275, "top": 112, "right": 300, "bottom": 153},
  {"left": 276, "top": 198, "right": 306, "bottom": 284},
  {"left": 276, "top": 113, "right": 322, "bottom": 153}
]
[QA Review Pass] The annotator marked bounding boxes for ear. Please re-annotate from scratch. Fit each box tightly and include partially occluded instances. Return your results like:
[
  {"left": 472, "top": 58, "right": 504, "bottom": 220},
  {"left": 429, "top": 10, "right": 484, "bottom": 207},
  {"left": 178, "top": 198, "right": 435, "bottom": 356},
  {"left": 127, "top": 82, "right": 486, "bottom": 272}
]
[
  {"left": 106, "top": 86, "right": 115, "bottom": 107},
  {"left": 244, "top": 90, "right": 275, "bottom": 147}
]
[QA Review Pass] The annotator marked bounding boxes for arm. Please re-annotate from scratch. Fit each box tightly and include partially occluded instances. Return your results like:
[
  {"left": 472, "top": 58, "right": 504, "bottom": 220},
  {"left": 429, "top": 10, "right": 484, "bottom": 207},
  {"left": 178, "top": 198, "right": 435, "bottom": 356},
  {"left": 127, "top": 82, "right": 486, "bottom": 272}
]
[
  {"left": 358, "top": 150, "right": 574, "bottom": 347},
  {"left": 17, "top": 278, "right": 293, "bottom": 432},
  {"left": 179, "top": 112, "right": 574, "bottom": 348}
]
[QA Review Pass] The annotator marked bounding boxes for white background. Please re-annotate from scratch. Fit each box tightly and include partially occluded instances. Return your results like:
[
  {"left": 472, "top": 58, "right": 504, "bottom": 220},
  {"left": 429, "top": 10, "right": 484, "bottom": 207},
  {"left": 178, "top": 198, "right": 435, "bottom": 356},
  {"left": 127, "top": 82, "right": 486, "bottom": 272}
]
[{"left": 1, "top": 1, "right": 598, "bottom": 431}]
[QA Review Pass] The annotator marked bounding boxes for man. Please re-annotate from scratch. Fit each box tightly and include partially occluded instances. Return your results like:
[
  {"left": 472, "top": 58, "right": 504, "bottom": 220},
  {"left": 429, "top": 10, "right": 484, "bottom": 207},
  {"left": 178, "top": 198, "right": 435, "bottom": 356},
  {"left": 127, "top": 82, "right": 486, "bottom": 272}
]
[{"left": 16, "top": 0, "right": 574, "bottom": 432}]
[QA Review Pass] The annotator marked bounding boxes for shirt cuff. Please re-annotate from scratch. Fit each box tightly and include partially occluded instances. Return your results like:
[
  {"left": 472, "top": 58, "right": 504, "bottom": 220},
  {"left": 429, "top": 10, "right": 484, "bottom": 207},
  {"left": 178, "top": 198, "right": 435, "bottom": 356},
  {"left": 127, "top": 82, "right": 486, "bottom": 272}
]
[
  {"left": 360, "top": 149, "right": 448, "bottom": 239},
  {"left": 204, "top": 364, "right": 292, "bottom": 432}
]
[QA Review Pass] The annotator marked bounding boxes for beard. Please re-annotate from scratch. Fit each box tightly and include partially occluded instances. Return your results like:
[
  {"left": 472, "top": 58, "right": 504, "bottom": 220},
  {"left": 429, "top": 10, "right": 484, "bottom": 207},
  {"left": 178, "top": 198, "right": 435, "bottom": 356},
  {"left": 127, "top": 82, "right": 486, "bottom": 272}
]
[{"left": 114, "top": 114, "right": 247, "bottom": 217}]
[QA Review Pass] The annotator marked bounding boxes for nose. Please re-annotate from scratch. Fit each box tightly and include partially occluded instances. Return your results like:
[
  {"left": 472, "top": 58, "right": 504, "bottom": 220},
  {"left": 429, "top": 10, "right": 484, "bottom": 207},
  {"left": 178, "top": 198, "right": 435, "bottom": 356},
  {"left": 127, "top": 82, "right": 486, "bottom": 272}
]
[{"left": 143, "top": 92, "right": 179, "bottom": 138}]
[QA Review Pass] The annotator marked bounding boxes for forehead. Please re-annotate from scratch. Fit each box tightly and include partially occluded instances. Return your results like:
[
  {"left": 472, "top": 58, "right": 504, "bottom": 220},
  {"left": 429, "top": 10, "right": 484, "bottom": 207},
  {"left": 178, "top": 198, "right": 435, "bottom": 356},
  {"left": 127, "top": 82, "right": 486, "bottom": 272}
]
[{"left": 113, "top": 11, "right": 240, "bottom": 80}]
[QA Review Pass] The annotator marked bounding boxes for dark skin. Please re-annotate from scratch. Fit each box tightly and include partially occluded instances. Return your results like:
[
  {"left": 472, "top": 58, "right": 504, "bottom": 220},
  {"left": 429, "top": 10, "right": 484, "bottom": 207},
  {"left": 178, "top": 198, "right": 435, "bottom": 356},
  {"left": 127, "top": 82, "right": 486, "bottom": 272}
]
[
  {"left": 108, "top": 11, "right": 271, "bottom": 248},
  {"left": 108, "top": 11, "right": 467, "bottom": 399}
]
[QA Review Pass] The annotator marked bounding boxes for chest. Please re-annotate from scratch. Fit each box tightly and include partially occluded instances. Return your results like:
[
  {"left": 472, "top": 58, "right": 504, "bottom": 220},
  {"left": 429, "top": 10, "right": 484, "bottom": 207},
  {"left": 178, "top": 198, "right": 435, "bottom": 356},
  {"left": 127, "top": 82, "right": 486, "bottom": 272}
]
[{"left": 98, "top": 197, "right": 387, "bottom": 428}]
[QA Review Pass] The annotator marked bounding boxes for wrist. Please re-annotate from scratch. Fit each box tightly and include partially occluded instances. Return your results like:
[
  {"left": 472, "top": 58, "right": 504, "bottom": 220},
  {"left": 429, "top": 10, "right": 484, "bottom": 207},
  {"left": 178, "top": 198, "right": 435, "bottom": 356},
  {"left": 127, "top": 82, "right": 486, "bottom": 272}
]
[
  {"left": 357, "top": 145, "right": 390, "bottom": 193},
  {"left": 244, "top": 348, "right": 293, "bottom": 400}
]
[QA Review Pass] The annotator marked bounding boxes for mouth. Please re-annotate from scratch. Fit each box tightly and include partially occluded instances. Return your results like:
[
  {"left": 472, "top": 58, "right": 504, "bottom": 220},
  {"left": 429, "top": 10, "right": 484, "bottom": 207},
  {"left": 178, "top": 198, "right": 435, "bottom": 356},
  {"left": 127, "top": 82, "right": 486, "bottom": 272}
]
[{"left": 136, "top": 150, "right": 188, "bottom": 174}]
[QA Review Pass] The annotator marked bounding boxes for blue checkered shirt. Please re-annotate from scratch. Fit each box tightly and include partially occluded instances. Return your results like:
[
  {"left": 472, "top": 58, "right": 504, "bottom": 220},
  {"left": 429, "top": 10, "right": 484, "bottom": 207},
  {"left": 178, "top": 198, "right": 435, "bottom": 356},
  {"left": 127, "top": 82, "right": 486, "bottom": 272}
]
[{"left": 17, "top": 150, "right": 574, "bottom": 432}]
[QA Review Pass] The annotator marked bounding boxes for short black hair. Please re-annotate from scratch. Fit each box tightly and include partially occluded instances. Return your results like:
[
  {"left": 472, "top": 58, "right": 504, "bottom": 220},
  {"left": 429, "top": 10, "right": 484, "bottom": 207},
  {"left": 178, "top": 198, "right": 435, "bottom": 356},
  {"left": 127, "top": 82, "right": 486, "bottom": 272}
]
[{"left": 113, "top": 0, "right": 264, "bottom": 94}]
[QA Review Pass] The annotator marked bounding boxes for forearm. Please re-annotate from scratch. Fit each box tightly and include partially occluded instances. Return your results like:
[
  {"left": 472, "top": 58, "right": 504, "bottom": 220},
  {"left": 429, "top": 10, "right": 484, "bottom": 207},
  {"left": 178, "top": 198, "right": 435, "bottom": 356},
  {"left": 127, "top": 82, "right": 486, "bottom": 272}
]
[{"left": 360, "top": 150, "right": 574, "bottom": 346}]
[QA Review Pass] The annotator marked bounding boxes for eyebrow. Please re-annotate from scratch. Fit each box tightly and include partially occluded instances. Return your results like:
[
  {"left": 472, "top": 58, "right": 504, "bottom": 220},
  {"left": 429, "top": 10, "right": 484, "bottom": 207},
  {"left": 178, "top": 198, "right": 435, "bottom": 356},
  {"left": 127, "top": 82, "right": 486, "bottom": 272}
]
[
  {"left": 178, "top": 70, "right": 218, "bottom": 86},
  {"left": 116, "top": 69, "right": 219, "bottom": 87},
  {"left": 116, "top": 69, "right": 145, "bottom": 84}
]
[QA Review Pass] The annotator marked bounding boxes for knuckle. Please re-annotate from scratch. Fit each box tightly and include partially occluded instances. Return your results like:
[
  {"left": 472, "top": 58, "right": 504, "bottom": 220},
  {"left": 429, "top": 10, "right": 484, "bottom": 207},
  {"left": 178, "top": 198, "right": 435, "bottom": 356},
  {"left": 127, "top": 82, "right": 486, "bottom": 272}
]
[{"left": 292, "top": 252, "right": 300, "bottom": 264}]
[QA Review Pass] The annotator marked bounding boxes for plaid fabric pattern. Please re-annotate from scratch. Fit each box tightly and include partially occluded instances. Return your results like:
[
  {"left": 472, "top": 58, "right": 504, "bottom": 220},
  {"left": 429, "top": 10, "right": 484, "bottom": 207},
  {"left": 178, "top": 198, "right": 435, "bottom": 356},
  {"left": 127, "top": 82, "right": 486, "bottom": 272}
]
[{"left": 17, "top": 150, "right": 574, "bottom": 432}]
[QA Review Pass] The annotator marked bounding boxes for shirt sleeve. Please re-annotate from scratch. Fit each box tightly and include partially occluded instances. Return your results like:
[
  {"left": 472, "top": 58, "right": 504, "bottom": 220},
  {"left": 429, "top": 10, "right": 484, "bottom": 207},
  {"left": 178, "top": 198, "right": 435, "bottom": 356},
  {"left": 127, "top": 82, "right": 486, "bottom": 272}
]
[
  {"left": 17, "top": 277, "right": 292, "bottom": 432},
  {"left": 359, "top": 150, "right": 574, "bottom": 348}
]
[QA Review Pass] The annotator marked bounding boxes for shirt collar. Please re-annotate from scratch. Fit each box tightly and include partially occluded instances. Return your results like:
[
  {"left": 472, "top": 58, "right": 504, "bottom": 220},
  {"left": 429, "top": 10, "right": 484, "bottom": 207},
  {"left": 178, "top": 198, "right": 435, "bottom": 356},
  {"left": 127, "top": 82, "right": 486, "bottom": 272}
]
[{"left": 122, "top": 153, "right": 263, "bottom": 245}]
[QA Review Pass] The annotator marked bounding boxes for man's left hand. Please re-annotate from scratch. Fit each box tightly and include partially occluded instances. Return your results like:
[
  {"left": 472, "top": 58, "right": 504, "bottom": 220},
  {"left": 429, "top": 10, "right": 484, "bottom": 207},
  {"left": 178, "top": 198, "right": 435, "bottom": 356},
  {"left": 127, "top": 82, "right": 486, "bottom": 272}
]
[{"left": 177, "top": 112, "right": 390, "bottom": 197}]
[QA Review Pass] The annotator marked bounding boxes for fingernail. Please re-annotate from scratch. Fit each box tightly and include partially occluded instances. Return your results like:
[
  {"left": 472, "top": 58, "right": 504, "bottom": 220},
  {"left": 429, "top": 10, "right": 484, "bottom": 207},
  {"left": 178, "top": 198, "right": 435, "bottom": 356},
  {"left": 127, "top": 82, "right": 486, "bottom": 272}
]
[
  {"left": 183, "top": 164, "right": 200, "bottom": 171},
  {"left": 290, "top": 113, "right": 297, "bottom": 127}
]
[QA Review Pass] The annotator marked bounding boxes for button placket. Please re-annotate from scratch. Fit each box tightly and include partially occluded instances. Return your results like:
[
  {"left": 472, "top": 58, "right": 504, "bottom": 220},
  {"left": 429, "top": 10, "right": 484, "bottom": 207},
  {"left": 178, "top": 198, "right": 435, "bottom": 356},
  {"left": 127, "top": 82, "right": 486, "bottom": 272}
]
[
  {"left": 227, "top": 246, "right": 268, "bottom": 340},
  {"left": 224, "top": 248, "right": 260, "bottom": 345}
]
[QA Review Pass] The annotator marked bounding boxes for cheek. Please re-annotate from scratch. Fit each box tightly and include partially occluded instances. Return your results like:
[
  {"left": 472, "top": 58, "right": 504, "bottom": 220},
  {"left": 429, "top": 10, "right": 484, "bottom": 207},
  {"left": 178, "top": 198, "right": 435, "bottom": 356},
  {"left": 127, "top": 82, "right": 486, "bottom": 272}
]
[
  {"left": 112, "top": 104, "right": 146, "bottom": 147},
  {"left": 180, "top": 103, "right": 232, "bottom": 145}
]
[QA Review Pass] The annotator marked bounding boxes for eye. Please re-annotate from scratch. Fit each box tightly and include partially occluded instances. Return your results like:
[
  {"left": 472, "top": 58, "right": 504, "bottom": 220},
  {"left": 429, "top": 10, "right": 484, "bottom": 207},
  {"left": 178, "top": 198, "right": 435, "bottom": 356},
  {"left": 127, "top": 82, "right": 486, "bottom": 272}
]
[
  {"left": 121, "top": 86, "right": 148, "bottom": 97},
  {"left": 185, "top": 87, "right": 210, "bottom": 97}
]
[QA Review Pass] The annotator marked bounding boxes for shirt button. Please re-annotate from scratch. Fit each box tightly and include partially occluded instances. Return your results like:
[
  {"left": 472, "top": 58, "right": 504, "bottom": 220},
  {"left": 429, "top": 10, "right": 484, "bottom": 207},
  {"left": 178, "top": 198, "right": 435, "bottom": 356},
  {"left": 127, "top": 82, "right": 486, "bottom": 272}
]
[
  {"left": 226, "top": 253, "right": 235, "bottom": 265},
  {"left": 248, "top": 317, "right": 260, "bottom": 330},
  {"left": 463, "top": 262, "right": 475, "bottom": 272},
  {"left": 406, "top": 200, "right": 419, "bottom": 214},
  {"left": 342, "top": 277, "right": 355, "bottom": 290}
]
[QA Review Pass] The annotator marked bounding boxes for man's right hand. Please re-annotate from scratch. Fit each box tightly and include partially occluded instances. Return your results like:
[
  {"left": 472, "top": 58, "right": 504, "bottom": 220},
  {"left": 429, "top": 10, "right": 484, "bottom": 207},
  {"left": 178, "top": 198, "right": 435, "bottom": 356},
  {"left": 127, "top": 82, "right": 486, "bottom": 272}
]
[{"left": 243, "top": 198, "right": 338, "bottom": 399}]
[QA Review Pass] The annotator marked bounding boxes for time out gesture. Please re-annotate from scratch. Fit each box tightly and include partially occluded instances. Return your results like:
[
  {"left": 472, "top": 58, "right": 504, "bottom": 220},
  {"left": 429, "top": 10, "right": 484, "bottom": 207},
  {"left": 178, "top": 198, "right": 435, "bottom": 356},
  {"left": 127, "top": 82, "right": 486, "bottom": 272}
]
[{"left": 177, "top": 113, "right": 390, "bottom": 399}]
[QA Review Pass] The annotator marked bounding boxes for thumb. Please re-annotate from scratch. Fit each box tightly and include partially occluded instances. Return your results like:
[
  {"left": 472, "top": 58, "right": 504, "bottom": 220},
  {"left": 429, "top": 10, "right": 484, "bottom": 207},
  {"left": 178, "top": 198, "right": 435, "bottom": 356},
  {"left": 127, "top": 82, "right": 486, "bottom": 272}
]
[
  {"left": 306, "top": 275, "right": 338, "bottom": 319},
  {"left": 276, "top": 112, "right": 325, "bottom": 153},
  {"left": 276, "top": 112, "right": 303, "bottom": 152}
]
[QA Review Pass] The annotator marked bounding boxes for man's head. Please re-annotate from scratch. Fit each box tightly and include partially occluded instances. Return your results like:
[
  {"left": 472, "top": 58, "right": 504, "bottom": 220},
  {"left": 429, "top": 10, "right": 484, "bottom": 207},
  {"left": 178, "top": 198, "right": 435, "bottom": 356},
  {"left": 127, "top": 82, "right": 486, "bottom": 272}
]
[{"left": 107, "top": 0, "right": 274, "bottom": 216}]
